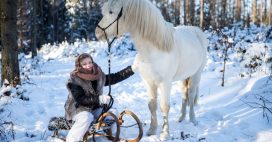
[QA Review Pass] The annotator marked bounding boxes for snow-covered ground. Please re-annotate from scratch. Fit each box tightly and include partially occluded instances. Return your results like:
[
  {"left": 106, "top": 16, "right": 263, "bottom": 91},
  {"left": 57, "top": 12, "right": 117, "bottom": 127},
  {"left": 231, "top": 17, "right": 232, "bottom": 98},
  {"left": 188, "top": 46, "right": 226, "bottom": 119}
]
[{"left": 0, "top": 27, "right": 272, "bottom": 142}]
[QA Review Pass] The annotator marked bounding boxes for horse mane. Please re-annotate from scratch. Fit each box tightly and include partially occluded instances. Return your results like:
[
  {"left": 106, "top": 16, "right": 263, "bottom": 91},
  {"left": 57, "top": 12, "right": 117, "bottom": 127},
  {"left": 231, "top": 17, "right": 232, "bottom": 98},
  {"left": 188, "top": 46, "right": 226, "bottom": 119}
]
[{"left": 121, "top": 0, "right": 174, "bottom": 52}]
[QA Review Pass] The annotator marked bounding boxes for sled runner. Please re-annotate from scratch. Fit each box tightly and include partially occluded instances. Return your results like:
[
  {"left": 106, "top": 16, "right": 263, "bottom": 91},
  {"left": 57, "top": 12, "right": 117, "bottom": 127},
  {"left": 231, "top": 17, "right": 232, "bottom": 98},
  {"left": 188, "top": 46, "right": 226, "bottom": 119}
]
[{"left": 48, "top": 110, "right": 143, "bottom": 142}]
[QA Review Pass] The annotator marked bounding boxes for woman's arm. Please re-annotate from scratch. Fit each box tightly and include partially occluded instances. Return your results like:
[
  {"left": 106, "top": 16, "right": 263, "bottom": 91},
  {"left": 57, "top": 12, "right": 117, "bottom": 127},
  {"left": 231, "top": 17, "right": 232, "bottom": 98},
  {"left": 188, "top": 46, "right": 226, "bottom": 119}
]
[
  {"left": 68, "top": 83, "right": 100, "bottom": 107},
  {"left": 104, "top": 66, "right": 134, "bottom": 86}
]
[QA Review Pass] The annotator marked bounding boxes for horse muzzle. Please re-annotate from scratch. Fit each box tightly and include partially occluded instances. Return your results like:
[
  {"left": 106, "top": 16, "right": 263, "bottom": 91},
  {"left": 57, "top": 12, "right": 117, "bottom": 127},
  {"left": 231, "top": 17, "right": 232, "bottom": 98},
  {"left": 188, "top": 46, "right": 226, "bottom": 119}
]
[{"left": 95, "top": 27, "right": 106, "bottom": 41}]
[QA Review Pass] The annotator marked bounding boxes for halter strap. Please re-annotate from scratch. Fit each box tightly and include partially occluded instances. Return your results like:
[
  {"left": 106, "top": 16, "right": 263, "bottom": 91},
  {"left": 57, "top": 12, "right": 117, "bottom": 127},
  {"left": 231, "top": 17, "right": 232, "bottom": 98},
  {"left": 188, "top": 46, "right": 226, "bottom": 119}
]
[
  {"left": 95, "top": 7, "right": 123, "bottom": 122},
  {"left": 96, "top": 7, "right": 123, "bottom": 96}
]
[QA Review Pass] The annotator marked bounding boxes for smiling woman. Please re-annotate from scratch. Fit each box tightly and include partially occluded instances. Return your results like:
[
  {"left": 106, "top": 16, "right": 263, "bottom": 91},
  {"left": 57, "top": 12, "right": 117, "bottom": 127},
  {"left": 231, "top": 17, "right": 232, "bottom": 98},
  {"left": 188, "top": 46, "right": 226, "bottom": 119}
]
[
  {"left": 64, "top": 53, "right": 135, "bottom": 142},
  {"left": 80, "top": 58, "right": 93, "bottom": 69}
]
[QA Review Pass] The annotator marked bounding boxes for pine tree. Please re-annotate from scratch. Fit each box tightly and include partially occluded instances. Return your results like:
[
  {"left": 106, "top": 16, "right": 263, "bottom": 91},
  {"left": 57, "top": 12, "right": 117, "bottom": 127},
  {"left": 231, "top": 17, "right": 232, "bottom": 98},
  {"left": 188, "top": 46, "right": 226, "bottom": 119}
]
[
  {"left": 0, "top": 0, "right": 21, "bottom": 86},
  {"left": 208, "top": 0, "right": 217, "bottom": 28},
  {"left": 188, "top": 0, "right": 195, "bottom": 25},
  {"left": 30, "top": 0, "right": 38, "bottom": 57},
  {"left": 88, "top": 0, "right": 102, "bottom": 40},
  {"left": 17, "top": 0, "right": 31, "bottom": 54},
  {"left": 65, "top": 0, "right": 90, "bottom": 42},
  {"left": 218, "top": 0, "right": 228, "bottom": 28}
]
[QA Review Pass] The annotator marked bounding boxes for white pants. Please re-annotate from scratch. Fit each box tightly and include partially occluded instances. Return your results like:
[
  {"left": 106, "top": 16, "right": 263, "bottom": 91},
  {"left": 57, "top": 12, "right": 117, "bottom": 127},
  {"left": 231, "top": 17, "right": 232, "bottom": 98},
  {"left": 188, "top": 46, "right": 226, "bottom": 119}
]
[{"left": 66, "top": 108, "right": 102, "bottom": 142}]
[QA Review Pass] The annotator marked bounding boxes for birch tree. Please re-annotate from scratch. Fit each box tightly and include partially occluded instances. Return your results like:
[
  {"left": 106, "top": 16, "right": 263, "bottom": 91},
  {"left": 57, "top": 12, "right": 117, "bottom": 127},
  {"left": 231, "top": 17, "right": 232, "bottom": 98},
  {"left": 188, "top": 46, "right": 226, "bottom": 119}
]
[
  {"left": 270, "top": 0, "right": 272, "bottom": 25},
  {"left": 252, "top": 0, "right": 258, "bottom": 24},
  {"left": 235, "top": 0, "right": 241, "bottom": 22},
  {"left": 200, "top": 0, "right": 204, "bottom": 28}
]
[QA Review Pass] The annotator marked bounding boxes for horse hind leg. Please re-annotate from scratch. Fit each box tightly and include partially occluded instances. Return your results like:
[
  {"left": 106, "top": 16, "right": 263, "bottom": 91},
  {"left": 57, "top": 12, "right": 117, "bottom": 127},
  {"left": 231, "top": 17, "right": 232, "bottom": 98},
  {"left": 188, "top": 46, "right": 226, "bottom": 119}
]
[
  {"left": 145, "top": 81, "right": 158, "bottom": 136},
  {"left": 158, "top": 82, "right": 171, "bottom": 141},
  {"left": 178, "top": 78, "right": 189, "bottom": 122},
  {"left": 188, "top": 73, "right": 201, "bottom": 125}
]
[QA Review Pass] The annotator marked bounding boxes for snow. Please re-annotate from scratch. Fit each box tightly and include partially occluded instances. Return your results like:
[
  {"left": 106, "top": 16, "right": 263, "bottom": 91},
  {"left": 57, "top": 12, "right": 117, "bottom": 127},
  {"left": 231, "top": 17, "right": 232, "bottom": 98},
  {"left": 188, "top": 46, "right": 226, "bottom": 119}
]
[{"left": 0, "top": 27, "right": 272, "bottom": 142}]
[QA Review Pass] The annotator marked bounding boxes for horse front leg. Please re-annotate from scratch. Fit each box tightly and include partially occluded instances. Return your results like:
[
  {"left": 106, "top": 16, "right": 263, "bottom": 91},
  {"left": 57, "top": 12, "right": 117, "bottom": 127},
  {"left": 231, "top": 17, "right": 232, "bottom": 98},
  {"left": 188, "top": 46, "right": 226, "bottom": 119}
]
[
  {"left": 146, "top": 82, "right": 158, "bottom": 136},
  {"left": 158, "top": 82, "right": 171, "bottom": 141}
]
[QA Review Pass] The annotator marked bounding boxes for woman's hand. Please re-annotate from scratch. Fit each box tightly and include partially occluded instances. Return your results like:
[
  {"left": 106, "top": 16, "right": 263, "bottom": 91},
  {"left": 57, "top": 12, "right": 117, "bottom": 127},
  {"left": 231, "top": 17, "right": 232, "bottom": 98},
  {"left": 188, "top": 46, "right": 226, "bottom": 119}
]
[
  {"left": 132, "top": 59, "right": 139, "bottom": 72},
  {"left": 99, "top": 95, "right": 111, "bottom": 105}
]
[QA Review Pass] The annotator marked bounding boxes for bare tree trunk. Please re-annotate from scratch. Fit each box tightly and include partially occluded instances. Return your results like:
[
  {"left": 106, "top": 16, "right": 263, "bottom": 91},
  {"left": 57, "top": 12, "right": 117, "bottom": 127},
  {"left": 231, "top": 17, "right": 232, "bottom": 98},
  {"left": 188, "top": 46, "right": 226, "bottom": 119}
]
[
  {"left": 173, "top": 0, "right": 181, "bottom": 25},
  {"left": 200, "top": 0, "right": 204, "bottom": 28},
  {"left": 270, "top": 0, "right": 272, "bottom": 25},
  {"left": 177, "top": 0, "right": 181, "bottom": 25},
  {"left": 243, "top": 0, "right": 251, "bottom": 27},
  {"left": 31, "top": 0, "right": 38, "bottom": 58},
  {"left": 17, "top": 0, "right": 30, "bottom": 54},
  {"left": 189, "top": 0, "right": 195, "bottom": 25},
  {"left": 184, "top": 0, "right": 188, "bottom": 25},
  {"left": 179, "top": 0, "right": 183, "bottom": 25},
  {"left": 235, "top": 0, "right": 241, "bottom": 23},
  {"left": 208, "top": 0, "right": 216, "bottom": 28},
  {"left": 221, "top": 0, "right": 227, "bottom": 27},
  {"left": 242, "top": 0, "right": 246, "bottom": 26},
  {"left": 260, "top": 0, "right": 263, "bottom": 25},
  {"left": 252, "top": 0, "right": 258, "bottom": 25},
  {"left": 53, "top": 0, "right": 57, "bottom": 42},
  {"left": 0, "top": 0, "right": 21, "bottom": 86},
  {"left": 38, "top": 0, "right": 45, "bottom": 47},
  {"left": 264, "top": 0, "right": 267, "bottom": 24},
  {"left": 18, "top": 0, "right": 23, "bottom": 52}
]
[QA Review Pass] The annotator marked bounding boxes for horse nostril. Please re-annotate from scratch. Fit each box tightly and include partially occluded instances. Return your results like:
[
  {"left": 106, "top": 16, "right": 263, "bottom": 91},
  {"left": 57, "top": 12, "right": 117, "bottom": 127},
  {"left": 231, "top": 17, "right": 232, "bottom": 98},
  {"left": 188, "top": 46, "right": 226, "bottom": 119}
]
[
  {"left": 95, "top": 28, "right": 100, "bottom": 35},
  {"left": 95, "top": 29, "right": 104, "bottom": 40}
]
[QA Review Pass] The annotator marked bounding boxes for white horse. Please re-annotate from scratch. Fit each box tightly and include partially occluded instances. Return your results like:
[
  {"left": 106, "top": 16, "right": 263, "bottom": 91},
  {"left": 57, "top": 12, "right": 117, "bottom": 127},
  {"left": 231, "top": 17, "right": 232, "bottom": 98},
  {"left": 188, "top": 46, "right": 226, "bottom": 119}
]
[{"left": 95, "top": 0, "right": 208, "bottom": 140}]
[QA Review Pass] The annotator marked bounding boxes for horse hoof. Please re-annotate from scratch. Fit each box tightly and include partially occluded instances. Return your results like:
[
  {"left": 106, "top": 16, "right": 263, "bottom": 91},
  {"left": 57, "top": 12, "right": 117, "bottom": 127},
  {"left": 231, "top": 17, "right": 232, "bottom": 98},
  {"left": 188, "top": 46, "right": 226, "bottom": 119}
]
[
  {"left": 178, "top": 116, "right": 185, "bottom": 122},
  {"left": 159, "top": 131, "right": 169, "bottom": 141},
  {"left": 146, "top": 127, "right": 157, "bottom": 136},
  {"left": 190, "top": 119, "right": 198, "bottom": 126}
]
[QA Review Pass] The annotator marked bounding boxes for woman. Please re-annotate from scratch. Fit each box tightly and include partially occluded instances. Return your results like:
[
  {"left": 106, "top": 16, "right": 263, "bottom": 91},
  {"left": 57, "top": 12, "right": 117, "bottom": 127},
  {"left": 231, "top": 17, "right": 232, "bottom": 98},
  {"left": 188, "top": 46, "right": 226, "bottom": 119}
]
[{"left": 64, "top": 53, "right": 134, "bottom": 142}]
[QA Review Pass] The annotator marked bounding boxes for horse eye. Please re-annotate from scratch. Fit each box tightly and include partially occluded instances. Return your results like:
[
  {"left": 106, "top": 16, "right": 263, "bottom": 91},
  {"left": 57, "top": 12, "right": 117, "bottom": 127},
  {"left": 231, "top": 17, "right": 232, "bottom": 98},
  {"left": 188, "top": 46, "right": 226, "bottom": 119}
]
[{"left": 109, "top": 11, "right": 113, "bottom": 14}]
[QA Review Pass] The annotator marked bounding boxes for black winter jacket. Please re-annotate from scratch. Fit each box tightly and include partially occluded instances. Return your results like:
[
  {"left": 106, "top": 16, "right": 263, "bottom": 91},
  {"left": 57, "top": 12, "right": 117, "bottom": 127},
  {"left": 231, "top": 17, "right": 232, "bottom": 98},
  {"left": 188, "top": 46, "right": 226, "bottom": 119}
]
[{"left": 67, "top": 66, "right": 133, "bottom": 110}]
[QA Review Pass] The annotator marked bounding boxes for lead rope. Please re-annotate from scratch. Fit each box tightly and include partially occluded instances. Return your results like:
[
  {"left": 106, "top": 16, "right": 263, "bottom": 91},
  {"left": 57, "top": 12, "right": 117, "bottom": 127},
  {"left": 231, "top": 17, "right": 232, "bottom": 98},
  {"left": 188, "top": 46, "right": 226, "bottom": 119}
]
[
  {"left": 92, "top": 8, "right": 123, "bottom": 142},
  {"left": 98, "top": 7, "right": 123, "bottom": 116}
]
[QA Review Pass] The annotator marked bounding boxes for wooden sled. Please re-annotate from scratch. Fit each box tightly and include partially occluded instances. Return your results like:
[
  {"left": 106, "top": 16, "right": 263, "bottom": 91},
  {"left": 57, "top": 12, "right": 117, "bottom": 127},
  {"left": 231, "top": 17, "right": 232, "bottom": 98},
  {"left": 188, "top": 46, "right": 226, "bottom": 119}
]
[{"left": 48, "top": 110, "right": 143, "bottom": 142}]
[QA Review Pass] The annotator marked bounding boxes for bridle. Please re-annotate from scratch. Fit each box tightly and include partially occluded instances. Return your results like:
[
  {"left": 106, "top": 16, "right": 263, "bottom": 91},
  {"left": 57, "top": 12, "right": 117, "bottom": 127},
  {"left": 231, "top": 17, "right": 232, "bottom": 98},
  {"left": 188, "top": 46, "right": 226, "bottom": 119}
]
[
  {"left": 96, "top": 7, "right": 123, "bottom": 48},
  {"left": 96, "top": 7, "right": 123, "bottom": 119}
]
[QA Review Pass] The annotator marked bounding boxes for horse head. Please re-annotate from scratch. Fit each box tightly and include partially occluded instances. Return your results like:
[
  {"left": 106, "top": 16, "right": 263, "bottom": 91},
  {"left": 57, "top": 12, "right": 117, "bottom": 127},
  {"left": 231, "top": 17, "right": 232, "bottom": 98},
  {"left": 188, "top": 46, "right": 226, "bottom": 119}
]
[
  {"left": 95, "top": 0, "right": 124, "bottom": 41},
  {"left": 95, "top": 0, "right": 174, "bottom": 52}
]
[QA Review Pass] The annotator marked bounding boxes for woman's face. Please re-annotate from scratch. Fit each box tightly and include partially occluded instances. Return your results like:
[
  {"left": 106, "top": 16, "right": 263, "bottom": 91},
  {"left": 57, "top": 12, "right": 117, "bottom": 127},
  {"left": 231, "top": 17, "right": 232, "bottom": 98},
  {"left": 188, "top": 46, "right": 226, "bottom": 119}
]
[{"left": 80, "top": 57, "right": 93, "bottom": 69}]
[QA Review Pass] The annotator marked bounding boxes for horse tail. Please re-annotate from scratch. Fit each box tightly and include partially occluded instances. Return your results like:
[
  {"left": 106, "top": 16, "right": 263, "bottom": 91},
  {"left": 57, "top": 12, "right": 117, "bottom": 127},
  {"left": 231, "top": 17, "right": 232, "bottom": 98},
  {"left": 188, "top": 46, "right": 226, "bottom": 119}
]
[
  {"left": 194, "top": 88, "right": 199, "bottom": 106},
  {"left": 185, "top": 76, "right": 200, "bottom": 106},
  {"left": 184, "top": 79, "right": 189, "bottom": 106},
  {"left": 183, "top": 78, "right": 198, "bottom": 106}
]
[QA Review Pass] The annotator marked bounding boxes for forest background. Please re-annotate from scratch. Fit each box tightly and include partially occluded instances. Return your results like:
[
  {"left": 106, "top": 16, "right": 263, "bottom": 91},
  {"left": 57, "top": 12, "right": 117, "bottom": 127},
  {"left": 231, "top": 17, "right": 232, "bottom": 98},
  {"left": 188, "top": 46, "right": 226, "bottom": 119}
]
[
  {"left": 1, "top": 0, "right": 272, "bottom": 86},
  {"left": 0, "top": 0, "right": 272, "bottom": 141}
]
